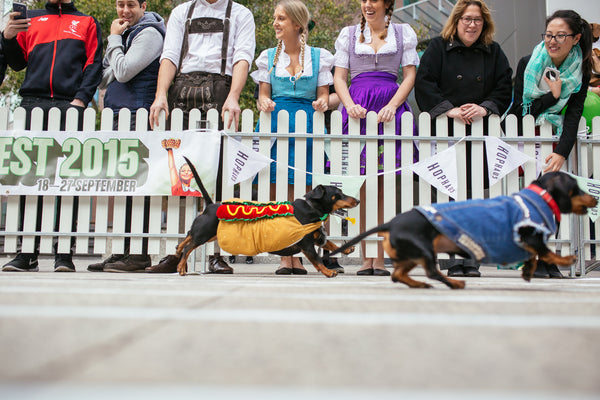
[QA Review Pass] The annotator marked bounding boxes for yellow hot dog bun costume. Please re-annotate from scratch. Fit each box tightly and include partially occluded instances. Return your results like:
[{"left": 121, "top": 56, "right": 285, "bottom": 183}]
[{"left": 216, "top": 199, "right": 326, "bottom": 256}]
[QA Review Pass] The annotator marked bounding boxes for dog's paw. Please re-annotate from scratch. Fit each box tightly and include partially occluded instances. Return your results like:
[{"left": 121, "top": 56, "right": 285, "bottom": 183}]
[
  {"left": 451, "top": 280, "right": 466, "bottom": 289},
  {"left": 563, "top": 255, "right": 577, "bottom": 265},
  {"left": 323, "top": 269, "right": 338, "bottom": 278},
  {"left": 342, "top": 246, "right": 355, "bottom": 255}
]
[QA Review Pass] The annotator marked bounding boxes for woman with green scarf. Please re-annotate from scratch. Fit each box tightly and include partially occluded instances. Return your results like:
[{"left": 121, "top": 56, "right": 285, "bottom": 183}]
[
  {"left": 508, "top": 9, "right": 593, "bottom": 173},
  {"left": 508, "top": 9, "right": 593, "bottom": 279}
]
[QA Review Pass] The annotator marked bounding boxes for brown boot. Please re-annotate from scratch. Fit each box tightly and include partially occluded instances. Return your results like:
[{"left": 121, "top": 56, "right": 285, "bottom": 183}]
[
  {"left": 87, "top": 254, "right": 125, "bottom": 272},
  {"left": 146, "top": 254, "right": 182, "bottom": 273},
  {"left": 104, "top": 254, "right": 151, "bottom": 273}
]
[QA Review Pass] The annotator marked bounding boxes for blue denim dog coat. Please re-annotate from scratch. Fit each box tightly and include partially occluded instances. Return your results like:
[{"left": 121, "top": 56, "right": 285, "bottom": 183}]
[{"left": 416, "top": 187, "right": 558, "bottom": 265}]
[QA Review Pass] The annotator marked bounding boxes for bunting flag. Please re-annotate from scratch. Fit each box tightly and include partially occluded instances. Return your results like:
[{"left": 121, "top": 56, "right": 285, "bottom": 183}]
[
  {"left": 411, "top": 145, "right": 458, "bottom": 199},
  {"left": 485, "top": 136, "right": 533, "bottom": 186},
  {"left": 226, "top": 136, "right": 272, "bottom": 186},
  {"left": 568, "top": 173, "right": 600, "bottom": 222},
  {"left": 312, "top": 173, "right": 366, "bottom": 198}
]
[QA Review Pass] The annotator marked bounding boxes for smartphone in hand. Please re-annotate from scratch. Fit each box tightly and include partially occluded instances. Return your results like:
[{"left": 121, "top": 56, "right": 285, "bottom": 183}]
[
  {"left": 539, "top": 66, "right": 560, "bottom": 92},
  {"left": 13, "top": 2, "right": 27, "bottom": 20}
]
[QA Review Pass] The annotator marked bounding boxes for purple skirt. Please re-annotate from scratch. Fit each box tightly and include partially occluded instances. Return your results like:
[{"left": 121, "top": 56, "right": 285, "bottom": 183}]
[{"left": 341, "top": 71, "right": 418, "bottom": 174}]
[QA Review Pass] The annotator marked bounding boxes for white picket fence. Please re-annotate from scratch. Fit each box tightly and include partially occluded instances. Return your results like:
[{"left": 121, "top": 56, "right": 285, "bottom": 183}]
[{"left": 1, "top": 106, "right": 599, "bottom": 275}]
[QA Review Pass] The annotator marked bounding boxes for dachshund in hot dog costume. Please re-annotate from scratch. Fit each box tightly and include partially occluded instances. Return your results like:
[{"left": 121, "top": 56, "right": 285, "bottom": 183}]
[
  {"left": 174, "top": 157, "right": 359, "bottom": 277},
  {"left": 325, "top": 172, "right": 597, "bottom": 289}
]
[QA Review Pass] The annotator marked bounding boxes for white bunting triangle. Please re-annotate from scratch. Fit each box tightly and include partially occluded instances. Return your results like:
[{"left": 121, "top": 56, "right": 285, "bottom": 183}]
[
  {"left": 411, "top": 145, "right": 458, "bottom": 199},
  {"left": 485, "top": 136, "right": 533, "bottom": 186},
  {"left": 226, "top": 136, "right": 272, "bottom": 186},
  {"left": 312, "top": 173, "right": 366, "bottom": 198},
  {"left": 568, "top": 173, "right": 600, "bottom": 222}
]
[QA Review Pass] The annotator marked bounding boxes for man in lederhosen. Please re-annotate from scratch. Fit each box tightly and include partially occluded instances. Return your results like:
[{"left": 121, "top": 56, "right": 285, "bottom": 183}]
[{"left": 147, "top": 0, "right": 255, "bottom": 274}]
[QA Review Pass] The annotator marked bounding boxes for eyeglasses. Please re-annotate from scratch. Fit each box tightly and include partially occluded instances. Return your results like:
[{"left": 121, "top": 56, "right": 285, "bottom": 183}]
[
  {"left": 541, "top": 33, "right": 575, "bottom": 43},
  {"left": 459, "top": 17, "right": 484, "bottom": 26}
]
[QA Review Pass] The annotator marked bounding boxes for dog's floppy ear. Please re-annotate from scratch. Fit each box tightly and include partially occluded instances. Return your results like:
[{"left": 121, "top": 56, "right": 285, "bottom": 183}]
[
  {"left": 539, "top": 172, "right": 577, "bottom": 213},
  {"left": 305, "top": 185, "right": 326, "bottom": 201}
]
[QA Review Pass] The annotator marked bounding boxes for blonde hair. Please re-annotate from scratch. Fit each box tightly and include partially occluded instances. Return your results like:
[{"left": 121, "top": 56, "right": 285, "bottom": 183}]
[
  {"left": 440, "top": 0, "right": 495, "bottom": 46},
  {"left": 359, "top": 0, "right": 395, "bottom": 43},
  {"left": 269, "top": 0, "right": 310, "bottom": 79}
]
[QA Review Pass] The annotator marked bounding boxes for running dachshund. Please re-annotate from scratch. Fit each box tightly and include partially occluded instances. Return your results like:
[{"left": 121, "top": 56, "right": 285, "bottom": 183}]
[
  {"left": 325, "top": 172, "right": 596, "bottom": 289},
  {"left": 175, "top": 157, "right": 359, "bottom": 277}
]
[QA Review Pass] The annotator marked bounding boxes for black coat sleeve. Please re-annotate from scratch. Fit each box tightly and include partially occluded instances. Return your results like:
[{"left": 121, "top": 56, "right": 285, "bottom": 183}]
[
  {"left": 415, "top": 38, "right": 454, "bottom": 117},
  {"left": 0, "top": 35, "right": 27, "bottom": 71},
  {"left": 554, "top": 73, "right": 590, "bottom": 158},
  {"left": 479, "top": 44, "right": 513, "bottom": 115}
]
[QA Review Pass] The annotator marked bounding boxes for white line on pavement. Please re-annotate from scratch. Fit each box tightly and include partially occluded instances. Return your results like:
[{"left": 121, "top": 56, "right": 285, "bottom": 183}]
[
  {"left": 2, "top": 285, "right": 600, "bottom": 304},
  {"left": 1, "top": 305, "right": 599, "bottom": 328}
]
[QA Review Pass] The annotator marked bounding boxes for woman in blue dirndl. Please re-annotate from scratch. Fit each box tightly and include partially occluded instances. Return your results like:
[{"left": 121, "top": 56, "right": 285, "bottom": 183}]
[{"left": 251, "top": 0, "right": 334, "bottom": 274}]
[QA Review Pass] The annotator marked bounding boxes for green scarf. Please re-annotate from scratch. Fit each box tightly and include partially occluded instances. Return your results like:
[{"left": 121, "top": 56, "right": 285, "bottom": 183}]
[{"left": 522, "top": 41, "right": 583, "bottom": 135}]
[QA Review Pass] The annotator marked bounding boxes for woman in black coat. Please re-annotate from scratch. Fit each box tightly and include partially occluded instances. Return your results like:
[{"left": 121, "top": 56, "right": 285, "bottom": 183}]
[
  {"left": 414, "top": 0, "right": 512, "bottom": 278},
  {"left": 415, "top": 0, "right": 512, "bottom": 124}
]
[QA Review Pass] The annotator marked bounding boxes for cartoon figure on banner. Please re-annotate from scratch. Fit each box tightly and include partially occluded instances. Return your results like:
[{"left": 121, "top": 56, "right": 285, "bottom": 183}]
[{"left": 161, "top": 138, "right": 202, "bottom": 197}]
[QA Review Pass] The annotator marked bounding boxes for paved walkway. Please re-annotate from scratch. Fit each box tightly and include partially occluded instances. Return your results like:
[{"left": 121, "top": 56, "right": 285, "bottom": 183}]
[{"left": 1, "top": 258, "right": 599, "bottom": 399}]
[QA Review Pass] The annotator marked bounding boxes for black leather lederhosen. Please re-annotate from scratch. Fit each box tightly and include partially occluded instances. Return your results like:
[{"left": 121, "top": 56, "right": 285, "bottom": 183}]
[{"left": 168, "top": 0, "right": 233, "bottom": 122}]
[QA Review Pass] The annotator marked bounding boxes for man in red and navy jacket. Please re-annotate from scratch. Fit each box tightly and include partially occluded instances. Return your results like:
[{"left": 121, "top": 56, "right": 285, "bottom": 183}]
[
  {"left": 0, "top": 0, "right": 101, "bottom": 273},
  {"left": 1, "top": 0, "right": 102, "bottom": 129}
]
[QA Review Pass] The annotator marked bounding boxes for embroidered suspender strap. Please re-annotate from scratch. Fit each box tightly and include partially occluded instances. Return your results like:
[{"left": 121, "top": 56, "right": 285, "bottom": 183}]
[
  {"left": 220, "top": 0, "right": 233, "bottom": 76},
  {"left": 177, "top": 0, "right": 232, "bottom": 76},
  {"left": 177, "top": 0, "right": 197, "bottom": 75}
]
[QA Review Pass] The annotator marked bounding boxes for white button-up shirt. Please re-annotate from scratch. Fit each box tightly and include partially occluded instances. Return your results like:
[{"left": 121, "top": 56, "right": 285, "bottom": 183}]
[{"left": 160, "top": 0, "right": 256, "bottom": 75}]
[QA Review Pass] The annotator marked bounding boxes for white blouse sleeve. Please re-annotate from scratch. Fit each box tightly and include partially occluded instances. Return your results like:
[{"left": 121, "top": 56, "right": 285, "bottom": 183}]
[
  {"left": 250, "top": 49, "right": 270, "bottom": 85},
  {"left": 401, "top": 24, "right": 420, "bottom": 67},
  {"left": 334, "top": 27, "right": 351, "bottom": 69},
  {"left": 317, "top": 49, "right": 334, "bottom": 87}
]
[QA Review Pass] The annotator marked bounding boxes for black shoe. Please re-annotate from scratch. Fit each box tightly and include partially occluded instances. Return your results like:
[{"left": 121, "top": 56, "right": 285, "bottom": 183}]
[
  {"left": 533, "top": 262, "right": 550, "bottom": 279},
  {"left": 275, "top": 267, "right": 293, "bottom": 275},
  {"left": 292, "top": 267, "right": 307, "bottom": 275},
  {"left": 447, "top": 265, "right": 465, "bottom": 277},
  {"left": 245, "top": 256, "right": 254, "bottom": 264},
  {"left": 323, "top": 258, "right": 344, "bottom": 273},
  {"left": 357, "top": 268, "right": 374, "bottom": 275},
  {"left": 104, "top": 255, "right": 151, "bottom": 273},
  {"left": 547, "top": 263, "right": 564, "bottom": 279},
  {"left": 208, "top": 255, "right": 233, "bottom": 274},
  {"left": 2, "top": 253, "right": 39, "bottom": 272},
  {"left": 373, "top": 268, "right": 391, "bottom": 276},
  {"left": 462, "top": 266, "right": 481, "bottom": 277},
  {"left": 87, "top": 254, "right": 125, "bottom": 272},
  {"left": 229, "top": 255, "right": 236, "bottom": 264},
  {"left": 54, "top": 254, "right": 75, "bottom": 272}
]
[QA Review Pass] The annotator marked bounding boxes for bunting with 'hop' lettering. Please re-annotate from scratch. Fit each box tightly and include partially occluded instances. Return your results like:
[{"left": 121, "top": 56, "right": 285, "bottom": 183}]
[
  {"left": 411, "top": 145, "right": 458, "bottom": 199},
  {"left": 485, "top": 136, "right": 532, "bottom": 187},
  {"left": 226, "top": 136, "right": 272, "bottom": 186},
  {"left": 568, "top": 173, "right": 600, "bottom": 222}
]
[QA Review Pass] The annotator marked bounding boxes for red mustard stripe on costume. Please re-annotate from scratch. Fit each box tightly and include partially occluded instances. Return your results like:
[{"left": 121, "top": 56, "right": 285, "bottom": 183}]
[{"left": 216, "top": 201, "right": 294, "bottom": 221}]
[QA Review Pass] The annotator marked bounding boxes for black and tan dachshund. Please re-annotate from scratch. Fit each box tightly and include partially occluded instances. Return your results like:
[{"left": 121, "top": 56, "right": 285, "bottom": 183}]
[
  {"left": 326, "top": 172, "right": 597, "bottom": 289},
  {"left": 175, "top": 157, "right": 359, "bottom": 277}
]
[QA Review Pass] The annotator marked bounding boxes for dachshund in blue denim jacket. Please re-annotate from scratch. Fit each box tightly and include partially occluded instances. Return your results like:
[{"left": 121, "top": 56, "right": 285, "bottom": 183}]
[{"left": 326, "top": 172, "right": 596, "bottom": 289}]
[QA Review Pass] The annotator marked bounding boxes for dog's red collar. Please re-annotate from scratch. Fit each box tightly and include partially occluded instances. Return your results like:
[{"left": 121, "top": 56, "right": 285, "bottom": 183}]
[{"left": 526, "top": 184, "right": 561, "bottom": 223}]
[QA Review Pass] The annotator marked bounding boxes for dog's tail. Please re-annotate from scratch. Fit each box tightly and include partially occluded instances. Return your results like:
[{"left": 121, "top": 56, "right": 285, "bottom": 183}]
[
  {"left": 324, "top": 223, "right": 391, "bottom": 260},
  {"left": 183, "top": 156, "right": 213, "bottom": 205}
]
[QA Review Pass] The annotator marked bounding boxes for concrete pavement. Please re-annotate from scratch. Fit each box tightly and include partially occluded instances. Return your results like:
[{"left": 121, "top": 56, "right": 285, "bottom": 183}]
[{"left": 1, "top": 257, "right": 599, "bottom": 399}]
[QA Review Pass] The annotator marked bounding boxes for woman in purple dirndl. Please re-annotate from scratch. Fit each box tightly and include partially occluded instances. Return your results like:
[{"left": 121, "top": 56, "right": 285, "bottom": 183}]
[{"left": 333, "top": 0, "right": 419, "bottom": 275}]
